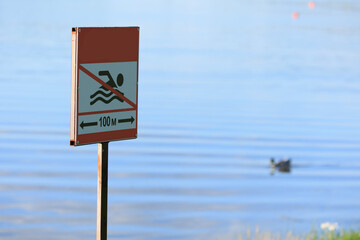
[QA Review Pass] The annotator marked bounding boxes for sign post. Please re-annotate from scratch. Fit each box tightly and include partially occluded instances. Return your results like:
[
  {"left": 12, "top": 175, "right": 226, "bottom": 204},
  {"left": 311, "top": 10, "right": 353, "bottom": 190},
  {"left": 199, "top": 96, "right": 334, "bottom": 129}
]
[
  {"left": 97, "top": 142, "right": 108, "bottom": 240},
  {"left": 70, "top": 27, "right": 139, "bottom": 240}
]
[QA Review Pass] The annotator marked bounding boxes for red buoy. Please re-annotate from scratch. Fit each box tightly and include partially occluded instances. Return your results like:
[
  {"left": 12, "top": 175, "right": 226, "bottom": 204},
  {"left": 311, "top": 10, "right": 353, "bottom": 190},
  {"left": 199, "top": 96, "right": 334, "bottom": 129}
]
[
  {"left": 292, "top": 11, "right": 299, "bottom": 19},
  {"left": 308, "top": 1, "right": 315, "bottom": 9}
]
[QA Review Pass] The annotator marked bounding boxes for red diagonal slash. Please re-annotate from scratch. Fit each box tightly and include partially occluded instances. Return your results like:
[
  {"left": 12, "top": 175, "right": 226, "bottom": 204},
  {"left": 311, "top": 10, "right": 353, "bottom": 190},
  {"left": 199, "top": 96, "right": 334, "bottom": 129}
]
[{"left": 79, "top": 65, "right": 137, "bottom": 109}]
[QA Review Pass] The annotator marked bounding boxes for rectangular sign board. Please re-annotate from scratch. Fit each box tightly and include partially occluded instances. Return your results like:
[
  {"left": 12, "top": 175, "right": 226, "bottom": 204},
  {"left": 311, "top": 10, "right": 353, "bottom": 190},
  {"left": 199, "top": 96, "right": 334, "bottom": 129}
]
[{"left": 70, "top": 27, "right": 139, "bottom": 146}]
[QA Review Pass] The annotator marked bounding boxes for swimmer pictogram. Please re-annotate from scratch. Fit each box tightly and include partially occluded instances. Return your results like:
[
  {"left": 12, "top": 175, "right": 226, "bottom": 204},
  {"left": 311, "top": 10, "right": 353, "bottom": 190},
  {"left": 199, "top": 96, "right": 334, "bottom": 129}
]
[{"left": 90, "top": 70, "right": 124, "bottom": 105}]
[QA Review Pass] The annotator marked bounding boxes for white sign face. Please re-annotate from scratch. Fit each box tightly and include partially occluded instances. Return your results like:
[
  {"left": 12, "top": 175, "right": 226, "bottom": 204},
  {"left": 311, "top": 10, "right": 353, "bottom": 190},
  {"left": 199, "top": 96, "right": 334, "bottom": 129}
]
[{"left": 78, "top": 62, "right": 137, "bottom": 135}]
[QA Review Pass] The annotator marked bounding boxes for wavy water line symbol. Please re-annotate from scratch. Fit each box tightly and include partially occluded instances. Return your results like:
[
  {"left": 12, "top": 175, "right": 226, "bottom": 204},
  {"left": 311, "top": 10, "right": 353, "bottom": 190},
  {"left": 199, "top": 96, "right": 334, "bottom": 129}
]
[
  {"left": 90, "top": 90, "right": 113, "bottom": 98},
  {"left": 90, "top": 89, "right": 124, "bottom": 105}
]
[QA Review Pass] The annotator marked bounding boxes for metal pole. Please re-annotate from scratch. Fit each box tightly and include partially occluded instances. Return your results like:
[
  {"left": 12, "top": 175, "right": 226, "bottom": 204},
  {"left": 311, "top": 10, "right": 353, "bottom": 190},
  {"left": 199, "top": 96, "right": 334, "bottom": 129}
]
[{"left": 97, "top": 142, "right": 109, "bottom": 240}]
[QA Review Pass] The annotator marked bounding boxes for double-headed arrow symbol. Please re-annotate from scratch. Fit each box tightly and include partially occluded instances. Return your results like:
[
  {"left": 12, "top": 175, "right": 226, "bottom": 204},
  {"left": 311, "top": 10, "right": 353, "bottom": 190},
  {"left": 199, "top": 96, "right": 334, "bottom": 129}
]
[{"left": 80, "top": 116, "right": 135, "bottom": 129}]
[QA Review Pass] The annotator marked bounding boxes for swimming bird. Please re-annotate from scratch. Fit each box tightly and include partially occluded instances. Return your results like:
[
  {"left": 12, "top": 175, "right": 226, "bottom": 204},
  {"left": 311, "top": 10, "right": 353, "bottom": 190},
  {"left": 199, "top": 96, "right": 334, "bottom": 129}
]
[{"left": 270, "top": 158, "right": 291, "bottom": 172}]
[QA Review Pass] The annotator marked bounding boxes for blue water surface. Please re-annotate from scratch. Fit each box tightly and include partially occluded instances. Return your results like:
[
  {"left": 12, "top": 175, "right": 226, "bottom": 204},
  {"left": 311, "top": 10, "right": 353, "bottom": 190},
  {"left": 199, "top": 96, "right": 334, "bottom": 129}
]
[{"left": 0, "top": 0, "right": 360, "bottom": 239}]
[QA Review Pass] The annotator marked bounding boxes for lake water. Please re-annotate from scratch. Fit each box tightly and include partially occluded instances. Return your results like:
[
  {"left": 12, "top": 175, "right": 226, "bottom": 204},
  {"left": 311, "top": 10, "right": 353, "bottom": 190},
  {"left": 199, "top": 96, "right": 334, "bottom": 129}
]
[{"left": 1, "top": 0, "right": 360, "bottom": 239}]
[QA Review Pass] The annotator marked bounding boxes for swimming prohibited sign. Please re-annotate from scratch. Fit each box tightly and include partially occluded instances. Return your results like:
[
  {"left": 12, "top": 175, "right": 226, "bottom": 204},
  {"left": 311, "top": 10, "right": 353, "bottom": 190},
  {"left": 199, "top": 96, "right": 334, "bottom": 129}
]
[{"left": 70, "top": 27, "right": 139, "bottom": 146}]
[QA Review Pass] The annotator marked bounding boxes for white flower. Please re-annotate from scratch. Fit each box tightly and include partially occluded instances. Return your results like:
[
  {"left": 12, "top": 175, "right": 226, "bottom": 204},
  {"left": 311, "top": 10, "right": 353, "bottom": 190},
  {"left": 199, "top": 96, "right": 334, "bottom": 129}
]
[
  {"left": 321, "top": 222, "right": 339, "bottom": 231},
  {"left": 328, "top": 223, "right": 339, "bottom": 231},
  {"left": 321, "top": 222, "right": 330, "bottom": 230}
]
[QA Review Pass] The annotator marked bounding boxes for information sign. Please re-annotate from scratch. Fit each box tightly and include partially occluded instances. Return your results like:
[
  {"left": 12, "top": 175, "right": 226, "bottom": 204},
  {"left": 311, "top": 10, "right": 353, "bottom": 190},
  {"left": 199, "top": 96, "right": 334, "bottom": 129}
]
[{"left": 70, "top": 27, "right": 139, "bottom": 146}]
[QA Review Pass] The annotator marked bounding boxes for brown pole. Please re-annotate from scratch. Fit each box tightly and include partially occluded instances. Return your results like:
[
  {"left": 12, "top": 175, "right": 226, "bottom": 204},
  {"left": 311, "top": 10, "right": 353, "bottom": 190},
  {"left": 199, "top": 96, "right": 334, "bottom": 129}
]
[{"left": 97, "top": 142, "right": 109, "bottom": 240}]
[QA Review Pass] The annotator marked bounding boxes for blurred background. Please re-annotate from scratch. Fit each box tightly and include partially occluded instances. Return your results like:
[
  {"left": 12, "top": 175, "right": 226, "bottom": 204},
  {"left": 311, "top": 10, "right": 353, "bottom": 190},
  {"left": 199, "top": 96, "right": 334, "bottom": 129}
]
[{"left": 1, "top": 0, "right": 360, "bottom": 239}]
